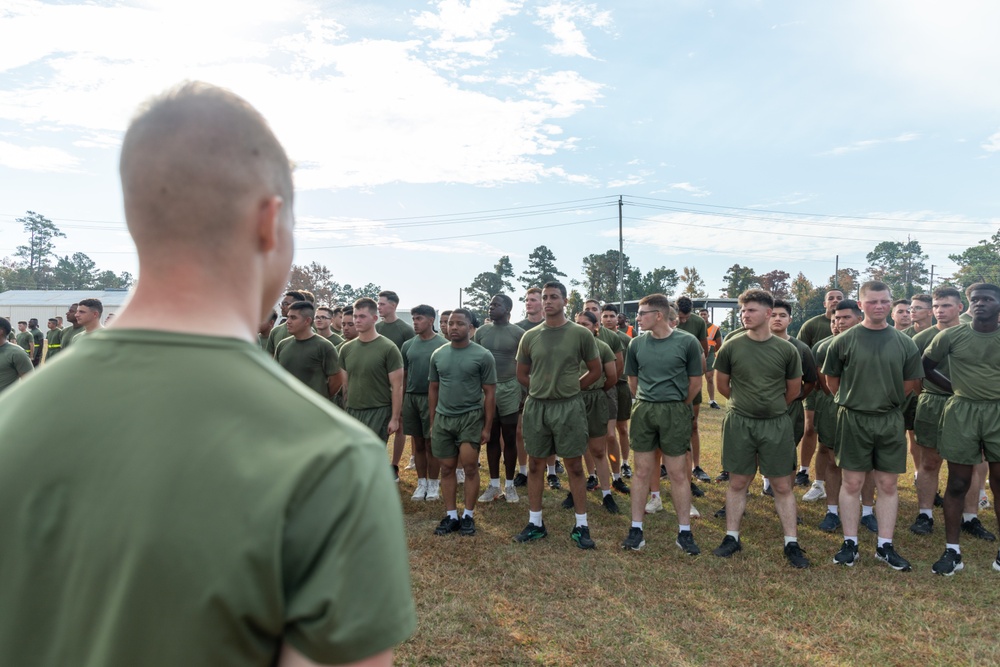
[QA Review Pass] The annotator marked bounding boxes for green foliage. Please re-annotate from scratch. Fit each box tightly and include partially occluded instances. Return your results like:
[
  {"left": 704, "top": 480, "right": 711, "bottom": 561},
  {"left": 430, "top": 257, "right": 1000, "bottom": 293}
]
[
  {"left": 758, "top": 269, "right": 791, "bottom": 299},
  {"left": 829, "top": 268, "right": 860, "bottom": 296},
  {"left": 567, "top": 289, "right": 583, "bottom": 318},
  {"left": 14, "top": 211, "right": 66, "bottom": 288},
  {"left": 625, "top": 266, "right": 679, "bottom": 300},
  {"left": 519, "top": 245, "right": 566, "bottom": 291},
  {"left": 789, "top": 272, "right": 823, "bottom": 337},
  {"left": 949, "top": 229, "right": 1000, "bottom": 286},
  {"left": 464, "top": 256, "right": 516, "bottom": 319},
  {"left": 580, "top": 249, "right": 633, "bottom": 302},
  {"left": 721, "top": 264, "right": 759, "bottom": 298},
  {"left": 865, "top": 239, "right": 929, "bottom": 298},
  {"left": 679, "top": 266, "right": 707, "bottom": 298}
]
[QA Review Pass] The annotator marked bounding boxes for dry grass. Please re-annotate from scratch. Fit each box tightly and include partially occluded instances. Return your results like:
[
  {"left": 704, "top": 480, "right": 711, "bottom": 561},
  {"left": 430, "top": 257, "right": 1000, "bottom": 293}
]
[{"left": 394, "top": 398, "right": 1000, "bottom": 666}]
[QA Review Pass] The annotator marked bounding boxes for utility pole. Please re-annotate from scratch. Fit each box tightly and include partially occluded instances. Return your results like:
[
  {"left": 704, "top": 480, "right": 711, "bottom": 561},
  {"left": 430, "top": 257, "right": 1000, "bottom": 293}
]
[
  {"left": 458, "top": 288, "right": 462, "bottom": 308},
  {"left": 930, "top": 265, "right": 935, "bottom": 291},
  {"left": 618, "top": 195, "right": 625, "bottom": 313},
  {"left": 834, "top": 255, "right": 839, "bottom": 290}
]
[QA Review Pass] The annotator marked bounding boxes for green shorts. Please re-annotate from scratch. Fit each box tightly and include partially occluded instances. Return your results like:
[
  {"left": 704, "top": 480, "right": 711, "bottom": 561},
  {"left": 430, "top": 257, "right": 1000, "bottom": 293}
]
[
  {"left": 522, "top": 395, "right": 587, "bottom": 459},
  {"left": 630, "top": 400, "right": 693, "bottom": 457},
  {"left": 706, "top": 349, "right": 716, "bottom": 369},
  {"left": 615, "top": 381, "right": 632, "bottom": 421},
  {"left": 903, "top": 394, "right": 917, "bottom": 431},
  {"left": 914, "top": 392, "right": 948, "bottom": 450},
  {"left": 346, "top": 405, "right": 392, "bottom": 443},
  {"left": 604, "top": 387, "right": 618, "bottom": 422},
  {"left": 431, "top": 409, "right": 485, "bottom": 459},
  {"left": 814, "top": 393, "right": 837, "bottom": 449},
  {"left": 721, "top": 411, "right": 795, "bottom": 478},
  {"left": 787, "top": 400, "right": 805, "bottom": 445},
  {"left": 803, "top": 392, "right": 818, "bottom": 412},
  {"left": 834, "top": 407, "right": 906, "bottom": 473},
  {"left": 582, "top": 390, "right": 610, "bottom": 438},
  {"left": 938, "top": 396, "right": 1000, "bottom": 465},
  {"left": 402, "top": 392, "right": 431, "bottom": 439},
  {"left": 495, "top": 377, "right": 522, "bottom": 418},
  {"left": 693, "top": 389, "right": 702, "bottom": 407}
]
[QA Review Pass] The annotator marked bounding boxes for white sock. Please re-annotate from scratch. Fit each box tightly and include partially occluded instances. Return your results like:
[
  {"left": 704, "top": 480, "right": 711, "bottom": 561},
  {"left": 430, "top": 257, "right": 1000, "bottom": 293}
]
[
  {"left": 981, "top": 489, "right": 989, "bottom": 501},
  {"left": 575, "top": 513, "right": 588, "bottom": 528},
  {"left": 679, "top": 524, "right": 691, "bottom": 533},
  {"left": 862, "top": 505, "right": 874, "bottom": 517},
  {"left": 529, "top": 510, "right": 543, "bottom": 526},
  {"left": 920, "top": 508, "right": 932, "bottom": 518},
  {"left": 631, "top": 520, "right": 643, "bottom": 529},
  {"left": 799, "top": 466, "right": 808, "bottom": 474},
  {"left": 447, "top": 510, "right": 458, "bottom": 520},
  {"left": 547, "top": 465, "right": 556, "bottom": 475},
  {"left": 727, "top": 530, "right": 739, "bottom": 540},
  {"left": 651, "top": 491, "right": 660, "bottom": 499},
  {"left": 520, "top": 465, "right": 527, "bottom": 475},
  {"left": 877, "top": 537, "right": 892, "bottom": 548},
  {"left": 613, "top": 473, "right": 621, "bottom": 480},
  {"left": 784, "top": 536, "right": 797, "bottom": 546},
  {"left": 946, "top": 542, "right": 961, "bottom": 554},
  {"left": 827, "top": 505, "right": 839, "bottom": 515},
  {"left": 417, "top": 477, "right": 426, "bottom": 485},
  {"left": 490, "top": 478, "right": 500, "bottom": 488},
  {"left": 505, "top": 479, "right": 514, "bottom": 489},
  {"left": 844, "top": 535, "right": 858, "bottom": 544},
  {"left": 963, "top": 513, "right": 978, "bottom": 522},
  {"left": 463, "top": 509, "right": 474, "bottom": 518},
  {"left": 763, "top": 478, "right": 771, "bottom": 491},
  {"left": 602, "top": 489, "right": 611, "bottom": 498}
]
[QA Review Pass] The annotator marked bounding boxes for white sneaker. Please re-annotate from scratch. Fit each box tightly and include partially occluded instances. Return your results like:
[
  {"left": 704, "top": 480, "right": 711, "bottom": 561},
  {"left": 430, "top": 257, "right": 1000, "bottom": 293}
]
[
  {"left": 505, "top": 485, "right": 519, "bottom": 503},
  {"left": 456, "top": 468, "right": 465, "bottom": 484},
  {"left": 689, "top": 504, "right": 701, "bottom": 518},
  {"left": 478, "top": 485, "right": 503, "bottom": 503},
  {"left": 404, "top": 456, "right": 416, "bottom": 471},
  {"left": 645, "top": 495, "right": 663, "bottom": 514},
  {"left": 981, "top": 494, "right": 991, "bottom": 510},
  {"left": 802, "top": 480, "right": 827, "bottom": 502},
  {"left": 411, "top": 480, "right": 427, "bottom": 502},
  {"left": 425, "top": 482, "right": 441, "bottom": 502}
]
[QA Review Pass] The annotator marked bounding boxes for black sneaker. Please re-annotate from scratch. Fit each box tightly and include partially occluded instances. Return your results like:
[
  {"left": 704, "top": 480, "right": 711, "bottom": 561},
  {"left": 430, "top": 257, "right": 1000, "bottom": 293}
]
[
  {"left": 434, "top": 515, "right": 460, "bottom": 535},
  {"left": 762, "top": 485, "right": 774, "bottom": 498},
  {"left": 784, "top": 541, "right": 809, "bottom": 569},
  {"left": 934, "top": 492, "right": 944, "bottom": 508},
  {"left": 713, "top": 535, "right": 741, "bottom": 557},
  {"left": 993, "top": 550, "right": 1000, "bottom": 572},
  {"left": 602, "top": 494, "right": 620, "bottom": 514},
  {"left": 547, "top": 473, "right": 561, "bottom": 490},
  {"left": 513, "top": 472, "right": 528, "bottom": 487},
  {"left": 570, "top": 525, "right": 595, "bottom": 549},
  {"left": 818, "top": 512, "right": 842, "bottom": 533},
  {"left": 622, "top": 526, "right": 645, "bottom": 551},
  {"left": 794, "top": 470, "right": 809, "bottom": 487},
  {"left": 692, "top": 466, "right": 711, "bottom": 483},
  {"left": 690, "top": 482, "right": 705, "bottom": 498},
  {"left": 555, "top": 459, "right": 565, "bottom": 474},
  {"left": 660, "top": 464, "right": 668, "bottom": 479},
  {"left": 676, "top": 530, "right": 701, "bottom": 555},
  {"left": 612, "top": 477, "right": 631, "bottom": 495},
  {"left": 931, "top": 548, "right": 964, "bottom": 576},
  {"left": 513, "top": 522, "right": 547, "bottom": 542},
  {"left": 621, "top": 462, "right": 633, "bottom": 479},
  {"left": 460, "top": 516, "right": 476, "bottom": 536},
  {"left": 833, "top": 539, "right": 859, "bottom": 566},
  {"left": 586, "top": 474, "right": 598, "bottom": 491},
  {"left": 713, "top": 505, "right": 727, "bottom": 519},
  {"left": 861, "top": 514, "right": 879, "bottom": 534},
  {"left": 875, "top": 543, "right": 912, "bottom": 571},
  {"left": 392, "top": 464, "right": 400, "bottom": 482},
  {"left": 715, "top": 471, "right": 730, "bottom": 483},
  {"left": 910, "top": 513, "right": 934, "bottom": 535},
  {"left": 962, "top": 517, "right": 997, "bottom": 541},
  {"left": 561, "top": 491, "right": 575, "bottom": 509},
  {"left": 709, "top": 400, "right": 721, "bottom": 410}
]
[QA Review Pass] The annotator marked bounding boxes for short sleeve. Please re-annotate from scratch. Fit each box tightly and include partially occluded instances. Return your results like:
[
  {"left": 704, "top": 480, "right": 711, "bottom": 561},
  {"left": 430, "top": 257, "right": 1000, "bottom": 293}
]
[
  {"left": 821, "top": 338, "right": 844, "bottom": 377},
  {"left": 480, "top": 349, "right": 497, "bottom": 385},
  {"left": 515, "top": 332, "right": 532, "bottom": 365},
  {"left": 786, "top": 346, "right": 803, "bottom": 380},
  {"left": 428, "top": 348, "right": 441, "bottom": 382},
  {"left": 713, "top": 344, "right": 732, "bottom": 375},
  {"left": 686, "top": 338, "right": 703, "bottom": 376},
  {"left": 385, "top": 342, "right": 404, "bottom": 373},
  {"left": 799, "top": 345, "right": 818, "bottom": 384},
  {"left": 323, "top": 342, "right": 341, "bottom": 376},
  {"left": 924, "top": 328, "right": 951, "bottom": 363},
  {"left": 902, "top": 336, "right": 924, "bottom": 380},
  {"left": 624, "top": 342, "right": 639, "bottom": 377},
  {"left": 580, "top": 328, "right": 599, "bottom": 362}
]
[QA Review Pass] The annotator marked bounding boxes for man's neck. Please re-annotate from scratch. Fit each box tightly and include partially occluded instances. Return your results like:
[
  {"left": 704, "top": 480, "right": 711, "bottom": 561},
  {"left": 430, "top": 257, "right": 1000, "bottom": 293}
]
[
  {"left": 381, "top": 314, "right": 398, "bottom": 324},
  {"left": 293, "top": 330, "right": 314, "bottom": 341},
  {"left": 451, "top": 338, "right": 471, "bottom": 349},
  {"left": 316, "top": 327, "right": 332, "bottom": 338},
  {"left": 494, "top": 316, "right": 510, "bottom": 326},
  {"left": 773, "top": 330, "right": 790, "bottom": 340},
  {"left": 862, "top": 319, "right": 889, "bottom": 331},
  {"left": 419, "top": 329, "right": 437, "bottom": 340},
  {"left": 525, "top": 313, "right": 542, "bottom": 323},
  {"left": 359, "top": 329, "right": 379, "bottom": 342},
  {"left": 544, "top": 313, "right": 568, "bottom": 327},
  {"left": 648, "top": 323, "right": 673, "bottom": 339},
  {"left": 913, "top": 320, "right": 931, "bottom": 332},
  {"left": 936, "top": 319, "right": 959, "bottom": 331},
  {"left": 745, "top": 325, "right": 772, "bottom": 342},
  {"left": 332, "top": 327, "right": 343, "bottom": 335},
  {"left": 84, "top": 323, "right": 101, "bottom": 333},
  {"left": 894, "top": 323, "right": 908, "bottom": 331},
  {"left": 973, "top": 317, "right": 1000, "bottom": 334}
]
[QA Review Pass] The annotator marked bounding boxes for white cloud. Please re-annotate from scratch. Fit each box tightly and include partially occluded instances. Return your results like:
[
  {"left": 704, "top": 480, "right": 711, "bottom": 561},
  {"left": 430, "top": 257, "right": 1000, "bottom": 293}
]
[
  {"left": 535, "top": 1, "right": 613, "bottom": 59},
  {"left": 825, "top": 132, "right": 918, "bottom": 156},
  {"left": 292, "top": 216, "right": 509, "bottom": 255},
  {"left": 0, "top": 140, "right": 81, "bottom": 172},
  {"left": 982, "top": 129, "right": 1000, "bottom": 153},
  {"left": 659, "top": 182, "right": 710, "bottom": 197}
]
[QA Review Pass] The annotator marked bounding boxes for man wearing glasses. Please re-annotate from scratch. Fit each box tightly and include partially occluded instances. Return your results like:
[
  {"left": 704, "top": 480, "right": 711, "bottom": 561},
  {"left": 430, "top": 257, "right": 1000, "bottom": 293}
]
[
  {"left": 902, "top": 294, "right": 933, "bottom": 482},
  {"left": 314, "top": 306, "right": 344, "bottom": 345},
  {"left": 903, "top": 294, "right": 933, "bottom": 337}
]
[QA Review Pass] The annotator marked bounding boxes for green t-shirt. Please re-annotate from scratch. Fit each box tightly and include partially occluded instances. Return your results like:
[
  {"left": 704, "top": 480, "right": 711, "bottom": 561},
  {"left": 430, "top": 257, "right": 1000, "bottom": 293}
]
[
  {"left": 714, "top": 334, "right": 802, "bottom": 418},
  {"left": 45, "top": 328, "right": 62, "bottom": 359},
  {"left": 676, "top": 313, "right": 708, "bottom": 346},
  {"left": 29, "top": 327, "right": 43, "bottom": 362},
  {"left": 913, "top": 326, "right": 952, "bottom": 396},
  {"left": 473, "top": 322, "right": 525, "bottom": 382},
  {"left": 514, "top": 317, "right": 542, "bottom": 331},
  {"left": 265, "top": 322, "right": 288, "bottom": 356},
  {"left": 275, "top": 334, "right": 341, "bottom": 399},
  {"left": 401, "top": 334, "right": 448, "bottom": 394},
  {"left": 0, "top": 342, "right": 33, "bottom": 393},
  {"left": 59, "top": 325, "right": 85, "bottom": 350},
  {"left": 624, "top": 329, "right": 703, "bottom": 402},
  {"left": 581, "top": 337, "right": 615, "bottom": 392},
  {"left": 812, "top": 336, "right": 835, "bottom": 374},
  {"left": 0, "top": 329, "right": 415, "bottom": 666},
  {"left": 339, "top": 335, "right": 404, "bottom": 410},
  {"left": 959, "top": 311, "right": 973, "bottom": 324},
  {"left": 822, "top": 326, "right": 923, "bottom": 413},
  {"left": 797, "top": 314, "right": 833, "bottom": 348},
  {"left": 15, "top": 331, "right": 32, "bottom": 351},
  {"left": 323, "top": 331, "right": 344, "bottom": 347},
  {"left": 614, "top": 329, "right": 632, "bottom": 382},
  {"left": 924, "top": 324, "right": 1000, "bottom": 401},
  {"left": 375, "top": 318, "right": 415, "bottom": 350},
  {"left": 786, "top": 336, "right": 819, "bottom": 391},
  {"left": 516, "top": 320, "right": 599, "bottom": 400},
  {"left": 902, "top": 325, "right": 918, "bottom": 338},
  {"left": 428, "top": 342, "right": 497, "bottom": 416}
]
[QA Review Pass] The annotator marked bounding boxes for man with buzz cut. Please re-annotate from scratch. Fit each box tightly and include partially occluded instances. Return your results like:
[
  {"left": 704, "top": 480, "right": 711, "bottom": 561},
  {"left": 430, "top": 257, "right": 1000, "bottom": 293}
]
[
  {"left": 891, "top": 299, "right": 911, "bottom": 332},
  {"left": 474, "top": 294, "right": 525, "bottom": 504},
  {"left": 698, "top": 308, "right": 723, "bottom": 412},
  {"left": 274, "top": 301, "right": 344, "bottom": 400},
  {"left": 27, "top": 319, "right": 44, "bottom": 367},
  {"left": 513, "top": 287, "right": 546, "bottom": 488},
  {"left": 824, "top": 281, "right": 923, "bottom": 571},
  {"left": 923, "top": 283, "right": 1000, "bottom": 575},
  {"left": 44, "top": 317, "right": 62, "bottom": 362},
  {"left": 902, "top": 293, "right": 933, "bottom": 476},
  {"left": 0, "top": 317, "right": 34, "bottom": 394},
  {"left": 583, "top": 299, "right": 629, "bottom": 495},
  {"left": 313, "top": 306, "right": 344, "bottom": 346},
  {"left": 339, "top": 297, "right": 405, "bottom": 480},
  {"left": 59, "top": 303, "right": 85, "bottom": 351},
  {"left": 712, "top": 289, "right": 808, "bottom": 568},
  {"left": 429, "top": 308, "right": 497, "bottom": 537},
  {"left": 603, "top": 302, "right": 635, "bottom": 480},
  {"left": 76, "top": 299, "right": 104, "bottom": 335},
  {"left": 376, "top": 290, "right": 416, "bottom": 478},
  {"left": 621, "top": 294, "right": 704, "bottom": 554},
  {"left": 674, "top": 296, "right": 710, "bottom": 489},
  {"left": 513, "top": 281, "right": 602, "bottom": 548},
  {"left": 515, "top": 287, "right": 544, "bottom": 330},
  {"left": 15, "top": 322, "right": 33, "bottom": 357},
  {"left": 264, "top": 291, "right": 306, "bottom": 356},
  {"left": 903, "top": 294, "right": 933, "bottom": 337},
  {"left": 0, "top": 82, "right": 414, "bottom": 665},
  {"left": 402, "top": 304, "right": 449, "bottom": 503}
]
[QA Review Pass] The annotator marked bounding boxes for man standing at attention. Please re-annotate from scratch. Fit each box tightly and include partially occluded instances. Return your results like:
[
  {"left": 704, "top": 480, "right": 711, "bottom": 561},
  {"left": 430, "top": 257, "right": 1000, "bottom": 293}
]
[
  {"left": 274, "top": 301, "right": 344, "bottom": 400},
  {"left": 376, "top": 290, "right": 416, "bottom": 479},
  {"left": 402, "top": 304, "right": 448, "bottom": 502},
  {"left": 0, "top": 82, "right": 414, "bottom": 665},
  {"left": 76, "top": 299, "right": 104, "bottom": 335},
  {"left": 44, "top": 317, "right": 62, "bottom": 362},
  {"left": 604, "top": 303, "right": 635, "bottom": 480},
  {"left": 313, "top": 306, "right": 344, "bottom": 346},
  {"left": 891, "top": 299, "right": 911, "bottom": 332},
  {"left": 28, "top": 319, "right": 44, "bottom": 367},
  {"left": 674, "top": 297, "right": 711, "bottom": 487},
  {"left": 264, "top": 291, "right": 306, "bottom": 356},
  {"left": 513, "top": 286, "right": 545, "bottom": 486},
  {"left": 0, "top": 317, "right": 33, "bottom": 393},
  {"left": 15, "top": 322, "right": 33, "bottom": 357}
]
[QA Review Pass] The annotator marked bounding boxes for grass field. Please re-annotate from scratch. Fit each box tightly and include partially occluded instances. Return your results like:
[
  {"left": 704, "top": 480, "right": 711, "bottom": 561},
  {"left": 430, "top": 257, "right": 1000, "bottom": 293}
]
[{"left": 393, "top": 398, "right": 1000, "bottom": 666}]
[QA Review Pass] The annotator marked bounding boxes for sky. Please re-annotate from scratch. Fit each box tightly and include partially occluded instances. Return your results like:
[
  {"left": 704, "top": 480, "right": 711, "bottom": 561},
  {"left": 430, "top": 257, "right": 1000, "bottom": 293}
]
[{"left": 2, "top": 0, "right": 1000, "bottom": 315}]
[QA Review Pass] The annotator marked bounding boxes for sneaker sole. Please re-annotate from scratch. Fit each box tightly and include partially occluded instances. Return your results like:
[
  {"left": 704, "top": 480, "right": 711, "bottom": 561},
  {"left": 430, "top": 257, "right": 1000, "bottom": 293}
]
[
  {"left": 622, "top": 540, "right": 646, "bottom": 551},
  {"left": 833, "top": 552, "right": 859, "bottom": 566},
  {"left": 645, "top": 506, "right": 662, "bottom": 514},
  {"left": 876, "top": 554, "right": 912, "bottom": 572},
  {"left": 505, "top": 494, "right": 519, "bottom": 503},
  {"left": 411, "top": 495, "right": 426, "bottom": 502},
  {"left": 513, "top": 532, "right": 547, "bottom": 543},
  {"left": 572, "top": 538, "right": 596, "bottom": 550},
  {"left": 932, "top": 561, "right": 964, "bottom": 576},
  {"left": 993, "top": 560, "right": 1000, "bottom": 572},
  {"left": 676, "top": 541, "right": 700, "bottom": 556}
]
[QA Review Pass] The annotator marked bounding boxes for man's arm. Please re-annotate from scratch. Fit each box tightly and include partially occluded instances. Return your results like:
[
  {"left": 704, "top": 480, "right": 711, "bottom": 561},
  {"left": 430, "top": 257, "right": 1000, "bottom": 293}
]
[
  {"left": 784, "top": 378, "right": 802, "bottom": 406},
  {"left": 428, "top": 381, "right": 439, "bottom": 428},
  {"left": 578, "top": 357, "right": 602, "bottom": 391},
  {"left": 614, "top": 350, "right": 624, "bottom": 378},
  {"left": 800, "top": 380, "right": 815, "bottom": 401},
  {"left": 825, "top": 375, "right": 840, "bottom": 396},
  {"left": 627, "top": 375, "right": 638, "bottom": 399},
  {"left": 481, "top": 384, "right": 496, "bottom": 443},
  {"left": 387, "top": 368, "right": 404, "bottom": 435},
  {"left": 715, "top": 371, "right": 731, "bottom": 399},
  {"left": 327, "top": 370, "right": 345, "bottom": 398},
  {"left": 686, "top": 375, "right": 703, "bottom": 405},
  {"left": 516, "top": 361, "right": 531, "bottom": 390},
  {"left": 278, "top": 645, "right": 393, "bottom": 667},
  {"left": 922, "top": 356, "right": 952, "bottom": 393},
  {"left": 602, "top": 359, "right": 617, "bottom": 391}
]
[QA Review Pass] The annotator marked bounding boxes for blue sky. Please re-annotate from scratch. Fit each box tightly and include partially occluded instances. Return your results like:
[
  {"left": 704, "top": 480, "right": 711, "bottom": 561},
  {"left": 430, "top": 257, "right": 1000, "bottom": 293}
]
[{"left": 2, "top": 0, "right": 999, "bottom": 314}]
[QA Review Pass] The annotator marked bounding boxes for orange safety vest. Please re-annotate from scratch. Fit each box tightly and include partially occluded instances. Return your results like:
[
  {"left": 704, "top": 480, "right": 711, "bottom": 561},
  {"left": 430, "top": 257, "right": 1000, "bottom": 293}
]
[{"left": 707, "top": 323, "right": 720, "bottom": 350}]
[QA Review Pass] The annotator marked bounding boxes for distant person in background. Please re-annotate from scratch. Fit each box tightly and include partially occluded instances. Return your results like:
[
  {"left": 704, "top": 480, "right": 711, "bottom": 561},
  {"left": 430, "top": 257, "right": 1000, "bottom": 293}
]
[
  {"left": 59, "top": 303, "right": 85, "bottom": 350},
  {"left": 265, "top": 291, "right": 306, "bottom": 356},
  {"left": 103, "top": 312, "right": 116, "bottom": 326},
  {"left": 341, "top": 306, "right": 358, "bottom": 343},
  {"left": 330, "top": 306, "right": 344, "bottom": 337},
  {"left": 314, "top": 306, "right": 344, "bottom": 346},
  {"left": 258, "top": 310, "right": 278, "bottom": 349},
  {"left": 698, "top": 308, "right": 723, "bottom": 411},
  {"left": 377, "top": 290, "right": 416, "bottom": 476},
  {"left": 0, "top": 317, "right": 33, "bottom": 393},
  {"left": 76, "top": 299, "right": 104, "bottom": 335},
  {"left": 903, "top": 294, "right": 933, "bottom": 337},
  {"left": 891, "top": 299, "right": 911, "bottom": 332},
  {"left": 274, "top": 301, "right": 343, "bottom": 400},
  {"left": 28, "top": 319, "right": 44, "bottom": 366},
  {"left": 44, "top": 318, "right": 62, "bottom": 361},
  {"left": 15, "top": 322, "right": 33, "bottom": 356},
  {"left": 674, "top": 297, "right": 710, "bottom": 492}
]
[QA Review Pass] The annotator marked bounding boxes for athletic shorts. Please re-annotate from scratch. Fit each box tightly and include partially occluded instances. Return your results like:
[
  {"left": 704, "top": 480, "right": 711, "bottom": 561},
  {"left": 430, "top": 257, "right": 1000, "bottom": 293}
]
[
  {"left": 402, "top": 392, "right": 431, "bottom": 439},
  {"left": 616, "top": 381, "right": 632, "bottom": 421},
  {"left": 522, "top": 395, "right": 587, "bottom": 459},
  {"left": 903, "top": 394, "right": 917, "bottom": 431},
  {"left": 814, "top": 393, "right": 837, "bottom": 449},
  {"left": 495, "top": 377, "right": 522, "bottom": 418},
  {"left": 834, "top": 407, "right": 906, "bottom": 473},
  {"left": 693, "top": 390, "right": 702, "bottom": 407},
  {"left": 914, "top": 392, "right": 948, "bottom": 450},
  {"left": 346, "top": 405, "right": 392, "bottom": 443},
  {"left": 629, "top": 400, "right": 693, "bottom": 457},
  {"left": 787, "top": 400, "right": 805, "bottom": 445},
  {"left": 721, "top": 411, "right": 796, "bottom": 478},
  {"left": 604, "top": 386, "right": 618, "bottom": 423},
  {"left": 582, "top": 390, "right": 610, "bottom": 438},
  {"left": 706, "top": 349, "right": 716, "bottom": 369},
  {"left": 938, "top": 396, "right": 1000, "bottom": 465},
  {"left": 431, "top": 409, "right": 485, "bottom": 459}
]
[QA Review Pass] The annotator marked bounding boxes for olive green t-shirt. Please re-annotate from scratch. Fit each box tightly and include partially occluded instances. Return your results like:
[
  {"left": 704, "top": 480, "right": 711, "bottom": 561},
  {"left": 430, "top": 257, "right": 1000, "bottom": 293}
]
[
  {"left": 597, "top": 325, "right": 624, "bottom": 358},
  {"left": 0, "top": 342, "right": 33, "bottom": 393},
  {"left": 375, "top": 318, "right": 415, "bottom": 350},
  {"left": 676, "top": 313, "right": 708, "bottom": 346},
  {"left": 516, "top": 320, "right": 600, "bottom": 400},
  {"left": 786, "top": 336, "right": 819, "bottom": 391},
  {"left": 902, "top": 325, "right": 918, "bottom": 338},
  {"left": 924, "top": 324, "right": 1000, "bottom": 401},
  {"left": 473, "top": 322, "right": 525, "bottom": 382},
  {"left": 264, "top": 322, "right": 288, "bottom": 356},
  {"left": 624, "top": 328, "right": 703, "bottom": 402},
  {"left": 29, "top": 327, "right": 43, "bottom": 362},
  {"left": 275, "top": 334, "right": 341, "bottom": 398},
  {"left": 959, "top": 311, "right": 973, "bottom": 325},
  {"left": 15, "top": 331, "right": 32, "bottom": 351},
  {"left": 714, "top": 334, "right": 802, "bottom": 418},
  {"left": 401, "top": 333, "right": 448, "bottom": 394},
  {"left": 812, "top": 336, "right": 835, "bottom": 373},
  {"left": 913, "top": 326, "right": 952, "bottom": 396},
  {"left": 822, "top": 325, "right": 923, "bottom": 413},
  {"left": 581, "top": 337, "right": 615, "bottom": 391},
  {"left": 428, "top": 342, "right": 497, "bottom": 416},
  {"left": 797, "top": 314, "right": 833, "bottom": 348},
  {"left": 339, "top": 335, "right": 404, "bottom": 410},
  {"left": 0, "top": 329, "right": 415, "bottom": 666},
  {"left": 323, "top": 331, "right": 344, "bottom": 346},
  {"left": 514, "top": 317, "right": 543, "bottom": 331},
  {"left": 614, "top": 329, "right": 632, "bottom": 382},
  {"left": 59, "top": 324, "right": 85, "bottom": 350},
  {"left": 45, "top": 328, "right": 62, "bottom": 360}
]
